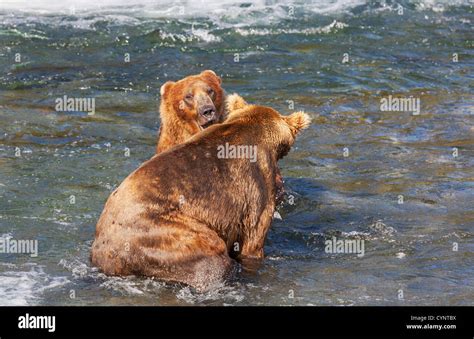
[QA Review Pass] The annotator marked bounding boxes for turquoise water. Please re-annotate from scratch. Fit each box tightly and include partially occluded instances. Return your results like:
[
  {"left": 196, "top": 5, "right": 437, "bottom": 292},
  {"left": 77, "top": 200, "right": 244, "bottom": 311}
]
[{"left": 0, "top": 0, "right": 473, "bottom": 305}]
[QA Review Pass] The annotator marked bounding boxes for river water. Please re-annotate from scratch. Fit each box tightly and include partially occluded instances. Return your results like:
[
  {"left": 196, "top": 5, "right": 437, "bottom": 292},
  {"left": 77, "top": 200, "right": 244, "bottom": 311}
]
[{"left": 0, "top": 0, "right": 473, "bottom": 305}]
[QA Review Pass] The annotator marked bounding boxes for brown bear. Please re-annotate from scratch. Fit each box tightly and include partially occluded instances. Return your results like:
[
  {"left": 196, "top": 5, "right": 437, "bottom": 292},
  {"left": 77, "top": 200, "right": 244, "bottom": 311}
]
[
  {"left": 91, "top": 96, "right": 310, "bottom": 291},
  {"left": 226, "top": 94, "right": 286, "bottom": 203},
  {"left": 156, "top": 70, "right": 225, "bottom": 153},
  {"left": 156, "top": 75, "right": 285, "bottom": 202}
]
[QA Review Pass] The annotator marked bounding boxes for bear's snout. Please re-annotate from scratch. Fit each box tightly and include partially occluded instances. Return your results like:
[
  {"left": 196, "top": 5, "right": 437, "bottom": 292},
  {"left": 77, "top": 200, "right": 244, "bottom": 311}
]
[{"left": 198, "top": 104, "right": 217, "bottom": 126}]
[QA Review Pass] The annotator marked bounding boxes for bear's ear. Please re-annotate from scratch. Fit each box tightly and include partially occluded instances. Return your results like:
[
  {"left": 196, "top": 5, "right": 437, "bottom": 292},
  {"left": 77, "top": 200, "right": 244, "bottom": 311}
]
[
  {"left": 200, "top": 70, "right": 221, "bottom": 85},
  {"left": 160, "top": 81, "right": 175, "bottom": 96},
  {"left": 284, "top": 111, "right": 311, "bottom": 136},
  {"left": 226, "top": 93, "right": 248, "bottom": 112}
]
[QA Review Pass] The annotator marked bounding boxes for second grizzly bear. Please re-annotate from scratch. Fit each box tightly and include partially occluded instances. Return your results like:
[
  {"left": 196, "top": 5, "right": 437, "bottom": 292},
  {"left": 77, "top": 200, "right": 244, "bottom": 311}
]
[{"left": 156, "top": 70, "right": 225, "bottom": 153}]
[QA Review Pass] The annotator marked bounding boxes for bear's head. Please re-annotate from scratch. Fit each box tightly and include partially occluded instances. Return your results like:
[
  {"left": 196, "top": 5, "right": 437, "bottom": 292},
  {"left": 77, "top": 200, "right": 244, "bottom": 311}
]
[
  {"left": 225, "top": 93, "right": 311, "bottom": 160},
  {"left": 160, "top": 70, "right": 225, "bottom": 129}
]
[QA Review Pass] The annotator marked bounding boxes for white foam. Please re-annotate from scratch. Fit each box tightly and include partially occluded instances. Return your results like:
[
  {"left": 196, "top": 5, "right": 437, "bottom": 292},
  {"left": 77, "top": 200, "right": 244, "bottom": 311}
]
[
  {"left": 59, "top": 257, "right": 164, "bottom": 295},
  {"left": 0, "top": 0, "right": 365, "bottom": 17},
  {"left": 1, "top": 0, "right": 468, "bottom": 14},
  {"left": 176, "top": 284, "right": 245, "bottom": 304},
  {"left": 235, "top": 20, "right": 348, "bottom": 36},
  {"left": 1, "top": 1, "right": 469, "bottom": 30},
  {"left": 58, "top": 258, "right": 91, "bottom": 278},
  {"left": 341, "top": 230, "right": 371, "bottom": 237},
  {"left": 415, "top": 0, "right": 470, "bottom": 12},
  {"left": 99, "top": 275, "right": 166, "bottom": 295},
  {"left": 100, "top": 277, "right": 146, "bottom": 295},
  {"left": 396, "top": 252, "right": 406, "bottom": 259},
  {"left": 190, "top": 28, "right": 221, "bottom": 43},
  {"left": 158, "top": 29, "right": 221, "bottom": 43},
  {"left": 0, "top": 232, "right": 13, "bottom": 239},
  {"left": 0, "top": 263, "right": 69, "bottom": 306}
]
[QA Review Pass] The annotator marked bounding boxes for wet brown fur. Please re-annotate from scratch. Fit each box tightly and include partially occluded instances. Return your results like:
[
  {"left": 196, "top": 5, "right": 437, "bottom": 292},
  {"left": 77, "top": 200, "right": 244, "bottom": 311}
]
[{"left": 91, "top": 97, "right": 310, "bottom": 291}]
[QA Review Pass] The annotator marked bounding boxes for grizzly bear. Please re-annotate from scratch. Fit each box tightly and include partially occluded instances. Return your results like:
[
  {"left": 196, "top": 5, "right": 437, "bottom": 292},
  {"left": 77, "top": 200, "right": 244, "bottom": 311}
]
[
  {"left": 226, "top": 94, "right": 286, "bottom": 203},
  {"left": 156, "top": 75, "right": 285, "bottom": 202},
  {"left": 156, "top": 70, "right": 225, "bottom": 153},
  {"left": 91, "top": 96, "right": 310, "bottom": 291}
]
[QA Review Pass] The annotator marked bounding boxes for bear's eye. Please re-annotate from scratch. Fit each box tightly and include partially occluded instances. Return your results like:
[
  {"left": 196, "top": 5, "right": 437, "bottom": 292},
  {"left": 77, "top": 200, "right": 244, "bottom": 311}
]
[
  {"left": 207, "top": 88, "right": 215, "bottom": 96},
  {"left": 185, "top": 93, "right": 193, "bottom": 101}
]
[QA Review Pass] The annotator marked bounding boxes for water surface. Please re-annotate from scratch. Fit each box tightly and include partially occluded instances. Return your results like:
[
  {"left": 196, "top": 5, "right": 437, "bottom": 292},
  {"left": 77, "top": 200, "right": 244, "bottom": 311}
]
[{"left": 0, "top": 0, "right": 473, "bottom": 306}]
